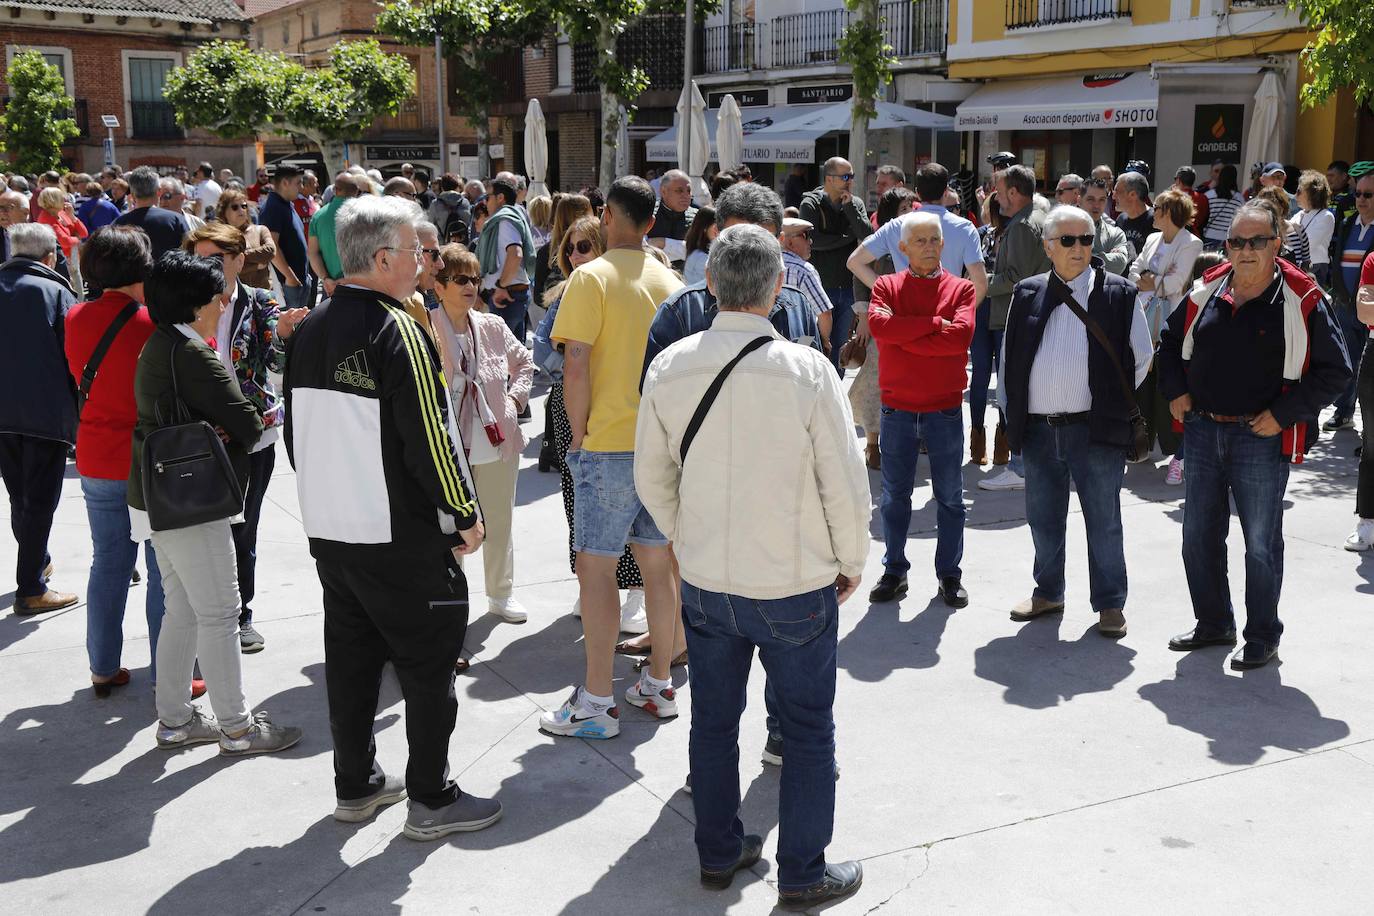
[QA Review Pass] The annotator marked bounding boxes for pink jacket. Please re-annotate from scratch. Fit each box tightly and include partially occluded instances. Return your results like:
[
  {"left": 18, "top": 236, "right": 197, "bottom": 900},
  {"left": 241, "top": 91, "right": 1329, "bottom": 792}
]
[{"left": 433, "top": 307, "right": 533, "bottom": 463}]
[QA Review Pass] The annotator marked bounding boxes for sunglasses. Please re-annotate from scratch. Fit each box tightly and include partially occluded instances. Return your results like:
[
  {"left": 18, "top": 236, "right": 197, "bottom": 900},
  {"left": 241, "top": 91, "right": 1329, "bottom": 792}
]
[
  {"left": 828, "top": 173, "right": 855, "bottom": 181},
  {"left": 1355, "top": 191, "right": 1374, "bottom": 200},
  {"left": 422, "top": 247, "right": 440, "bottom": 260},
  {"left": 1054, "top": 234, "right": 1095, "bottom": 248},
  {"left": 1055, "top": 187, "right": 1079, "bottom": 195},
  {"left": 564, "top": 239, "right": 595, "bottom": 257},
  {"left": 445, "top": 274, "right": 480, "bottom": 287},
  {"left": 794, "top": 231, "right": 813, "bottom": 241},
  {"left": 1226, "top": 235, "right": 1277, "bottom": 250},
  {"left": 229, "top": 203, "right": 249, "bottom": 211}
]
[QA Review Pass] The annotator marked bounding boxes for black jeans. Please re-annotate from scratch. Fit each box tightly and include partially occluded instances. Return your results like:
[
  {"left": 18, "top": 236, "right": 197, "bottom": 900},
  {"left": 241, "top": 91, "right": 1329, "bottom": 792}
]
[
  {"left": 317, "top": 548, "right": 470, "bottom": 808},
  {"left": 0, "top": 434, "right": 67, "bottom": 598},
  {"left": 231, "top": 445, "right": 276, "bottom": 626}
]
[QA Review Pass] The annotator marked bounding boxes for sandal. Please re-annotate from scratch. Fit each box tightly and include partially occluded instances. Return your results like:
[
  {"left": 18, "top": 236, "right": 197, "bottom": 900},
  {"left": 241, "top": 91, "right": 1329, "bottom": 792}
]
[
  {"left": 92, "top": 668, "right": 131, "bottom": 698},
  {"left": 614, "top": 639, "right": 651, "bottom": 656},
  {"left": 634, "top": 651, "right": 688, "bottom": 671}
]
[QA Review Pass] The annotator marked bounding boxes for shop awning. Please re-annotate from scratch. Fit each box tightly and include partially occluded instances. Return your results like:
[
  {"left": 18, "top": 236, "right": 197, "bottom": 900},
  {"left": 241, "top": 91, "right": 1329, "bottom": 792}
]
[
  {"left": 955, "top": 71, "right": 1158, "bottom": 132},
  {"left": 645, "top": 105, "right": 818, "bottom": 163},
  {"left": 750, "top": 101, "right": 954, "bottom": 136}
]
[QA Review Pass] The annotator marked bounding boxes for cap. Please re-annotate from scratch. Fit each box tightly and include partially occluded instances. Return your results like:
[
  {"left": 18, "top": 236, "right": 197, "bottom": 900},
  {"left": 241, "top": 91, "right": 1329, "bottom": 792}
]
[
  {"left": 782, "top": 217, "right": 814, "bottom": 236},
  {"left": 1262, "top": 161, "right": 1285, "bottom": 176},
  {"left": 986, "top": 151, "right": 1018, "bottom": 167},
  {"left": 1348, "top": 161, "right": 1374, "bottom": 179}
]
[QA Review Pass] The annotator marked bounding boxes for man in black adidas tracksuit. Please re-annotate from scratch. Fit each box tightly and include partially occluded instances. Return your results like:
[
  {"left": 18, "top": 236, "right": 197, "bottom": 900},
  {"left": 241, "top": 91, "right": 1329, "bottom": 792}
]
[{"left": 284, "top": 196, "right": 501, "bottom": 840}]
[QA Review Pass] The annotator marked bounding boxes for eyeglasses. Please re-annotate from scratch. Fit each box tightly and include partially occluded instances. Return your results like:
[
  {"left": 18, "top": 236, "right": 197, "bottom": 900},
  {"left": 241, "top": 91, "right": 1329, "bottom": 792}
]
[
  {"left": 1054, "top": 234, "right": 1095, "bottom": 248},
  {"left": 422, "top": 247, "right": 440, "bottom": 260},
  {"left": 444, "top": 274, "right": 480, "bottom": 287},
  {"left": 1355, "top": 191, "right": 1374, "bottom": 200},
  {"left": 564, "top": 239, "right": 595, "bottom": 257},
  {"left": 1226, "top": 235, "right": 1277, "bottom": 250},
  {"left": 378, "top": 246, "right": 424, "bottom": 259},
  {"left": 827, "top": 173, "right": 855, "bottom": 182}
]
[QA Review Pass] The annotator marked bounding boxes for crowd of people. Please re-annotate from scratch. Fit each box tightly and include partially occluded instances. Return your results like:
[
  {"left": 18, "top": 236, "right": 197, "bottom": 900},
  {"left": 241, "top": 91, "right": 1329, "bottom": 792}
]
[{"left": 0, "top": 143, "right": 1370, "bottom": 909}]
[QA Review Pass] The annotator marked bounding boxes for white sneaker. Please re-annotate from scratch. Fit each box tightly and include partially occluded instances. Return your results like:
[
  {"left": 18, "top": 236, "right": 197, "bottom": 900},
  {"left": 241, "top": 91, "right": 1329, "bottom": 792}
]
[
  {"left": 619, "top": 590, "right": 648, "bottom": 635},
  {"left": 488, "top": 596, "right": 528, "bottom": 623},
  {"left": 1346, "top": 519, "right": 1374, "bottom": 552},
  {"left": 538, "top": 688, "right": 620, "bottom": 739},
  {"left": 571, "top": 598, "right": 581, "bottom": 619},
  {"left": 624, "top": 676, "right": 679, "bottom": 719},
  {"left": 1165, "top": 457, "right": 1185, "bottom": 486},
  {"left": 978, "top": 469, "right": 1025, "bottom": 491}
]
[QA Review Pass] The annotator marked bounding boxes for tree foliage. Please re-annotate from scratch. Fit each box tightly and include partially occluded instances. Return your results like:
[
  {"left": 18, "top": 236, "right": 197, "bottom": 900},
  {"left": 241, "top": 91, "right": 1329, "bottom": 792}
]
[
  {"left": 1, "top": 51, "right": 80, "bottom": 174},
  {"left": 1294, "top": 0, "right": 1374, "bottom": 108},
  {"left": 838, "top": 0, "right": 895, "bottom": 172},
  {"left": 163, "top": 39, "right": 414, "bottom": 173}
]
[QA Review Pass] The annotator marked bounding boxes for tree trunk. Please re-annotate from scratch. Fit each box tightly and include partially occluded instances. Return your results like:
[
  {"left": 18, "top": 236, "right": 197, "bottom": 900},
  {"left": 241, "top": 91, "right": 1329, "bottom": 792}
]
[
  {"left": 848, "top": 0, "right": 877, "bottom": 191},
  {"left": 315, "top": 137, "right": 348, "bottom": 180},
  {"left": 597, "top": 18, "right": 620, "bottom": 190}
]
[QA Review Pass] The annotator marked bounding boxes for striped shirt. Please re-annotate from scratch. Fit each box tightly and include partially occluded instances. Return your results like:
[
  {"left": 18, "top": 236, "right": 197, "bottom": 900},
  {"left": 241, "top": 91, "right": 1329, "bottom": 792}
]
[
  {"left": 1340, "top": 216, "right": 1374, "bottom": 294},
  {"left": 782, "top": 250, "right": 834, "bottom": 316},
  {"left": 1202, "top": 190, "right": 1245, "bottom": 243}
]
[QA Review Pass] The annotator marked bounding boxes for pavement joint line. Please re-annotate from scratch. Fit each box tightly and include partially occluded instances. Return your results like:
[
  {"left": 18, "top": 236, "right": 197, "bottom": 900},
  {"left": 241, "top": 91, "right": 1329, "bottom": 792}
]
[
  {"left": 860, "top": 845, "right": 932, "bottom": 914},
  {"left": 1336, "top": 746, "right": 1374, "bottom": 769}
]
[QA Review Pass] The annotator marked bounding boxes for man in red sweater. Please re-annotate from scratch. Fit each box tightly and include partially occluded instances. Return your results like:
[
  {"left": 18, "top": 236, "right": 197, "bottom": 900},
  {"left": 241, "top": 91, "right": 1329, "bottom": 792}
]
[{"left": 867, "top": 211, "right": 977, "bottom": 607}]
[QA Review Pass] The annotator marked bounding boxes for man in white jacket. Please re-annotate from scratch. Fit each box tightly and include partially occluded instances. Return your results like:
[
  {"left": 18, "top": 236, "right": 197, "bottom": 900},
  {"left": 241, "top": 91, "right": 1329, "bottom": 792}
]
[{"left": 635, "top": 224, "right": 871, "bottom": 911}]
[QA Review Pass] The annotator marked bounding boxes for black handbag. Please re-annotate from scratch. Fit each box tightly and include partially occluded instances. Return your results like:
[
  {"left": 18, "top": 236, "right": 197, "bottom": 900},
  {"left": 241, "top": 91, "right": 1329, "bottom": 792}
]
[{"left": 140, "top": 334, "right": 245, "bottom": 531}]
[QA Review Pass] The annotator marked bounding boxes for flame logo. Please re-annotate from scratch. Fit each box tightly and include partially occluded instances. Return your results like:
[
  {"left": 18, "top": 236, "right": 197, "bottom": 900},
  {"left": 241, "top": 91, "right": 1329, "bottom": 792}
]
[{"left": 1210, "top": 114, "right": 1226, "bottom": 139}]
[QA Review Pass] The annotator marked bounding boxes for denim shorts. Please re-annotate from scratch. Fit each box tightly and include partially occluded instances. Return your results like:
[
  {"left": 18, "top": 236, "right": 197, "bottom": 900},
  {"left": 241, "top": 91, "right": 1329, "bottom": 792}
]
[{"left": 566, "top": 449, "right": 668, "bottom": 556}]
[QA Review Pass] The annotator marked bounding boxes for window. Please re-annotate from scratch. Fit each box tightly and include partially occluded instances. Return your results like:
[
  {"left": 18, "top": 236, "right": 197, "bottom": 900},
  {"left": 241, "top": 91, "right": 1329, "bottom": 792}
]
[
  {"left": 126, "top": 55, "right": 180, "bottom": 139},
  {"left": 282, "top": 20, "right": 290, "bottom": 44},
  {"left": 311, "top": 11, "right": 320, "bottom": 37},
  {"left": 5, "top": 45, "right": 74, "bottom": 97}
]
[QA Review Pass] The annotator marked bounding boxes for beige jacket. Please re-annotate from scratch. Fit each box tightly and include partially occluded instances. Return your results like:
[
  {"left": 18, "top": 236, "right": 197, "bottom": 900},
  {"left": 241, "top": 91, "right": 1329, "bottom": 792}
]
[{"left": 635, "top": 311, "right": 871, "bottom": 600}]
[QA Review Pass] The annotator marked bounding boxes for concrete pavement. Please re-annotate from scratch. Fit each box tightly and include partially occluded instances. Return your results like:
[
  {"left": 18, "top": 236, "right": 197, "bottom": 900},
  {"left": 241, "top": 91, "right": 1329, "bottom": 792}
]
[{"left": 2, "top": 394, "right": 1372, "bottom": 915}]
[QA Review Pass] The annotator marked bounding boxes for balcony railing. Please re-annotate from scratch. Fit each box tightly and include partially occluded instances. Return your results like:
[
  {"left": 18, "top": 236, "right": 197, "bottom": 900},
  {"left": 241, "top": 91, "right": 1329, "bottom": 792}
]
[
  {"left": 2, "top": 97, "right": 90, "bottom": 139},
  {"left": 1006, "top": 0, "right": 1131, "bottom": 29},
  {"left": 700, "top": 2, "right": 946, "bottom": 75},
  {"left": 574, "top": 14, "right": 690, "bottom": 93},
  {"left": 130, "top": 100, "right": 182, "bottom": 140}
]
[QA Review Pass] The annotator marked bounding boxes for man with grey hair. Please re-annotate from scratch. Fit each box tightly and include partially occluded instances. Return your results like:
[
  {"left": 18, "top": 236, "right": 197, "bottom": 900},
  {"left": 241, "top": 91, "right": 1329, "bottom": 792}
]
[
  {"left": 1001, "top": 204, "right": 1152, "bottom": 638},
  {"left": 1112, "top": 171, "right": 1154, "bottom": 255},
  {"left": 0, "top": 222, "right": 80, "bottom": 614},
  {"left": 114, "top": 165, "right": 189, "bottom": 260},
  {"left": 1053, "top": 173, "right": 1084, "bottom": 208},
  {"left": 283, "top": 194, "right": 494, "bottom": 840},
  {"left": 647, "top": 168, "right": 696, "bottom": 269},
  {"left": 636, "top": 223, "right": 868, "bottom": 911},
  {"left": 158, "top": 177, "right": 205, "bottom": 231},
  {"left": 866, "top": 210, "right": 977, "bottom": 608},
  {"left": 1158, "top": 202, "right": 1349, "bottom": 669}
]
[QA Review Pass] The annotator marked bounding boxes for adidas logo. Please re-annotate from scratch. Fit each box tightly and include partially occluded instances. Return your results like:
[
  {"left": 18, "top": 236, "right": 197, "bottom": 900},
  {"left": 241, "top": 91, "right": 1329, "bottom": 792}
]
[{"left": 334, "top": 350, "right": 376, "bottom": 390}]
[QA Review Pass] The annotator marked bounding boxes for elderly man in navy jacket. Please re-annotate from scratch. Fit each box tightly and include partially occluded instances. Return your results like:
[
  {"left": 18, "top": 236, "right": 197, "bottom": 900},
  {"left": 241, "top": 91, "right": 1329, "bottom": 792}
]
[{"left": 0, "top": 223, "right": 80, "bottom": 614}]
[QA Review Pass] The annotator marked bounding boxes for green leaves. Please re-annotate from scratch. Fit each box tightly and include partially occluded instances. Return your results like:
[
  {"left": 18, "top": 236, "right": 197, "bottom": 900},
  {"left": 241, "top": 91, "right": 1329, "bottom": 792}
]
[
  {"left": 1294, "top": 0, "right": 1374, "bottom": 108},
  {"left": 2, "top": 50, "right": 80, "bottom": 174},
  {"left": 838, "top": 0, "right": 895, "bottom": 122}
]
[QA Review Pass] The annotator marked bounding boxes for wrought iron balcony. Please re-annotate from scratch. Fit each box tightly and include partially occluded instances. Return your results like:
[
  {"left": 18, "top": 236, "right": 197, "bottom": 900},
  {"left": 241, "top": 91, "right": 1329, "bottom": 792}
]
[
  {"left": 702, "top": 21, "right": 759, "bottom": 73},
  {"left": 1006, "top": 0, "right": 1131, "bottom": 29},
  {"left": 880, "top": 0, "right": 946, "bottom": 59},
  {"left": 2, "top": 97, "right": 90, "bottom": 139},
  {"left": 130, "top": 100, "right": 182, "bottom": 140},
  {"left": 771, "top": 10, "right": 846, "bottom": 68}
]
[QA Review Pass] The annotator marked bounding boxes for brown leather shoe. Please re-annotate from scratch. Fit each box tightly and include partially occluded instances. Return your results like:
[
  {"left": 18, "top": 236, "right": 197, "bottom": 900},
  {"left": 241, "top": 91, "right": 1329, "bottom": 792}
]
[
  {"left": 1098, "top": 608, "right": 1127, "bottom": 637},
  {"left": 1010, "top": 596, "right": 1064, "bottom": 621},
  {"left": 993, "top": 426, "right": 1010, "bottom": 465},
  {"left": 970, "top": 427, "right": 987, "bottom": 465},
  {"left": 865, "top": 443, "right": 881, "bottom": 470},
  {"left": 15, "top": 589, "right": 78, "bottom": 616}
]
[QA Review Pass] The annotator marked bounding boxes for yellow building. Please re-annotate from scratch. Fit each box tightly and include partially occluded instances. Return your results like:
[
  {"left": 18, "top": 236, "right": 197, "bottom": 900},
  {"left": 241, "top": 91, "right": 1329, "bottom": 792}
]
[{"left": 945, "top": 0, "right": 1356, "bottom": 186}]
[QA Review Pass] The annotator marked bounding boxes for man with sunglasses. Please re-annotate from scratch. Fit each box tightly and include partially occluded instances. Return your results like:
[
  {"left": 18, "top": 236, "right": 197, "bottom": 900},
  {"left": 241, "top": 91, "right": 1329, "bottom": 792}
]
[
  {"left": 1053, "top": 174, "right": 1083, "bottom": 208},
  {"left": 1158, "top": 204, "right": 1350, "bottom": 669},
  {"left": 801, "top": 157, "right": 871, "bottom": 373},
  {"left": 1001, "top": 205, "right": 1153, "bottom": 638},
  {"left": 1324, "top": 172, "right": 1374, "bottom": 431},
  {"left": 780, "top": 217, "right": 834, "bottom": 347}
]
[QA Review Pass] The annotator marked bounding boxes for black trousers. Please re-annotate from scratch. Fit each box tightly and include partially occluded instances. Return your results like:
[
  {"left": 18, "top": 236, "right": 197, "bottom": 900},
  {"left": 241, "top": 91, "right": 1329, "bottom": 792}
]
[
  {"left": 231, "top": 446, "right": 276, "bottom": 626},
  {"left": 0, "top": 434, "right": 67, "bottom": 598},
  {"left": 317, "top": 548, "right": 469, "bottom": 807}
]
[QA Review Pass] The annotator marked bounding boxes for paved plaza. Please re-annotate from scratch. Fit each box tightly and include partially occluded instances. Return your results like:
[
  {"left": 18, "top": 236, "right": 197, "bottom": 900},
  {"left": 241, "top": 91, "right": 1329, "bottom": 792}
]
[{"left": 2, "top": 391, "right": 1371, "bottom": 915}]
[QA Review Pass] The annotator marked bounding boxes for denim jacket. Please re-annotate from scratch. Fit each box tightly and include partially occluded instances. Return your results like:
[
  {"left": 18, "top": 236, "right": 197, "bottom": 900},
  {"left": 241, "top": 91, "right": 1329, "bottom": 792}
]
[
  {"left": 533, "top": 295, "right": 564, "bottom": 381},
  {"left": 225, "top": 281, "right": 287, "bottom": 429}
]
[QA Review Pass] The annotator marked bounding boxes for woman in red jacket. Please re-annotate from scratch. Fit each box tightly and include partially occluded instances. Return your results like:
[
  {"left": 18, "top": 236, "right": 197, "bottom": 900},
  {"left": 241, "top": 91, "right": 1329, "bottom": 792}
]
[
  {"left": 36, "top": 186, "right": 89, "bottom": 296},
  {"left": 64, "top": 227, "right": 200, "bottom": 699}
]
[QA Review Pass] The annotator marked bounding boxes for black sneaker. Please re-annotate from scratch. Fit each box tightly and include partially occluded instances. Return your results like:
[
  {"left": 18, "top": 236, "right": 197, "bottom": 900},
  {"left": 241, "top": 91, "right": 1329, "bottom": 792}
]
[
  {"left": 1168, "top": 627, "right": 1238, "bottom": 651},
  {"left": 1323, "top": 414, "right": 1355, "bottom": 431},
  {"left": 700, "top": 834, "right": 763, "bottom": 889},
  {"left": 868, "top": 573, "right": 907, "bottom": 603},
  {"left": 777, "top": 861, "right": 863, "bottom": 911},
  {"left": 761, "top": 734, "right": 783, "bottom": 766},
  {"left": 940, "top": 576, "right": 968, "bottom": 608}
]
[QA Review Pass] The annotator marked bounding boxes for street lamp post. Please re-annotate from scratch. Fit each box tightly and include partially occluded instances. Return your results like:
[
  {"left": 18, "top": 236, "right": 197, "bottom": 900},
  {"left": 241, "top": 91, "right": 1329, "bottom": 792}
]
[{"left": 435, "top": 33, "right": 446, "bottom": 177}]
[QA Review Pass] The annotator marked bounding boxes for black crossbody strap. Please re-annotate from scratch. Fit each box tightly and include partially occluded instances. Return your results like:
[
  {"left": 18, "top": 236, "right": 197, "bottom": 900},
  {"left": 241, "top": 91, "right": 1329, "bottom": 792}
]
[
  {"left": 1049, "top": 274, "right": 1141, "bottom": 411},
  {"left": 679, "top": 336, "right": 772, "bottom": 465},
  {"left": 80, "top": 301, "right": 140, "bottom": 402}
]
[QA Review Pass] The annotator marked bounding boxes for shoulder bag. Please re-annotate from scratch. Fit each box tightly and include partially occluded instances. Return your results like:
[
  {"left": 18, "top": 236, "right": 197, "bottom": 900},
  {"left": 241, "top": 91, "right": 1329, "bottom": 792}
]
[
  {"left": 77, "top": 301, "right": 139, "bottom": 419},
  {"left": 678, "top": 336, "right": 772, "bottom": 464},
  {"left": 141, "top": 334, "right": 245, "bottom": 531},
  {"left": 1050, "top": 276, "right": 1152, "bottom": 463}
]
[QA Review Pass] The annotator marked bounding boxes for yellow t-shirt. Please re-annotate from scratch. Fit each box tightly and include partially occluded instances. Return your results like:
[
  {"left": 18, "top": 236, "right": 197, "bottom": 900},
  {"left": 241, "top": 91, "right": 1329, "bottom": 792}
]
[{"left": 551, "top": 248, "right": 683, "bottom": 452}]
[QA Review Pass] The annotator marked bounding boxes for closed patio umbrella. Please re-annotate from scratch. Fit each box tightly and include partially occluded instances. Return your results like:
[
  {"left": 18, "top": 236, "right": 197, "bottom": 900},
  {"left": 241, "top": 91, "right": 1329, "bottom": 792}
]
[
  {"left": 676, "top": 79, "right": 711, "bottom": 206},
  {"left": 717, "top": 94, "right": 745, "bottom": 174},
  {"left": 524, "top": 99, "right": 548, "bottom": 199}
]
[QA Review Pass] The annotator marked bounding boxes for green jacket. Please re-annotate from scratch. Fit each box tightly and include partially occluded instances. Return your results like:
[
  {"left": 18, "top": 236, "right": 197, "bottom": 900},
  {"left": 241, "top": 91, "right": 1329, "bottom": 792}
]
[
  {"left": 987, "top": 203, "right": 1051, "bottom": 330},
  {"left": 799, "top": 188, "right": 871, "bottom": 289},
  {"left": 476, "top": 205, "right": 536, "bottom": 282},
  {"left": 128, "top": 325, "right": 264, "bottom": 512}
]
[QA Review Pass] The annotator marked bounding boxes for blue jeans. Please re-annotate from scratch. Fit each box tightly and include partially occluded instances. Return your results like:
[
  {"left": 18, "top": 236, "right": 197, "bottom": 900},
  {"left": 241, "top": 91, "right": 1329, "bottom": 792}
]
[
  {"left": 969, "top": 298, "right": 1003, "bottom": 430},
  {"left": 281, "top": 281, "right": 311, "bottom": 311},
  {"left": 1021, "top": 420, "right": 1127, "bottom": 611},
  {"left": 1333, "top": 303, "right": 1368, "bottom": 418},
  {"left": 1181, "top": 415, "right": 1290, "bottom": 648},
  {"left": 879, "top": 406, "right": 965, "bottom": 579},
  {"left": 825, "top": 286, "right": 854, "bottom": 376},
  {"left": 81, "top": 476, "right": 164, "bottom": 679},
  {"left": 566, "top": 450, "right": 667, "bottom": 556},
  {"left": 682, "top": 581, "right": 838, "bottom": 892},
  {"left": 491, "top": 286, "right": 531, "bottom": 343}
]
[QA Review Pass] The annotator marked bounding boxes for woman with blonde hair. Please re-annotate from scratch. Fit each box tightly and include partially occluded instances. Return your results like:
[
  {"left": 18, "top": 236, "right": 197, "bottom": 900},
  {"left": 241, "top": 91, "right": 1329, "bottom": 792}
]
[
  {"left": 527, "top": 194, "right": 555, "bottom": 248},
  {"left": 431, "top": 244, "right": 534, "bottom": 646},
  {"left": 216, "top": 188, "right": 277, "bottom": 289},
  {"left": 532, "top": 216, "right": 650, "bottom": 637},
  {"left": 35, "top": 185, "right": 88, "bottom": 292},
  {"left": 534, "top": 194, "right": 593, "bottom": 301}
]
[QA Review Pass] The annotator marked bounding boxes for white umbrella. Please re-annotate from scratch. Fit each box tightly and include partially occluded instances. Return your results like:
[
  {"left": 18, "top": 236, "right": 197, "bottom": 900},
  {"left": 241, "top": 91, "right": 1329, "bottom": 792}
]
[
  {"left": 614, "top": 105, "right": 631, "bottom": 180},
  {"left": 676, "top": 80, "right": 711, "bottom": 206},
  {"left": 524, "top": 98, "right": 548, "bottom": 198},
  {"left": 751, "top": 100, "right": 955, "bottom": 136},
  {"left": 717, "top": 94, "right": 745, "bottom": 173},
  {"left": 1242, "top": 71, "right": 1284, "bottom": 175}
]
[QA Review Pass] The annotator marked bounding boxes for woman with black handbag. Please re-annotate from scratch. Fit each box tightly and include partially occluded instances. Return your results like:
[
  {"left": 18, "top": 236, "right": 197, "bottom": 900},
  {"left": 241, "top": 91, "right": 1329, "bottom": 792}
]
[{"left": 128, "top": 251, "right": 302, "bottom": 756}]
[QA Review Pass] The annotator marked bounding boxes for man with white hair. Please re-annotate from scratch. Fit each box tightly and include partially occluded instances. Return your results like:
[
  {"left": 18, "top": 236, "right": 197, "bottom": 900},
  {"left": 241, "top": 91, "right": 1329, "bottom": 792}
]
[
  {"left": 0, "top": 222, "right": 80, "bottom": 614},
  {"left": 283, "top": 194, "right": 495, "bottom": 840},
  {"left": 1000, "top": 204, "right": 1153, "bottom": 638},
  {"left": 866, "top": 211, "right": 977, "bottom": 607},
  {"left": 647, "top": 169, "right": 697, "bottom": 269},
  {"left": 636, "top": 223, "right": 869, "bottom": 911}
]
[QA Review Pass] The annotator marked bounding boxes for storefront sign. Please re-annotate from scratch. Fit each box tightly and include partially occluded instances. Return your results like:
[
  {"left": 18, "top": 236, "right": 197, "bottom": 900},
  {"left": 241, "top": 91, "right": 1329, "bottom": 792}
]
[
  {"left": 1191, "top": 104, "right": 1244, "bottom": 164},
  {"left": 787, "top": 84, "right": 852, "bottom": 106},
  {"left": 955, "top": 72, "right": 1157, "bottom": 132},
  {"left": 365, "top": 145, "right": 440, "bottom": 161},
  {"left": 708, "top": 89, "right": 769, "bottom": 109}
]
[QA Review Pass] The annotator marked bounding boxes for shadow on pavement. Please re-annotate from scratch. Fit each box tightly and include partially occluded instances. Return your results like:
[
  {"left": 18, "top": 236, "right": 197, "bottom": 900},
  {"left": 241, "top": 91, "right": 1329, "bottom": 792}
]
[
  {"left": 1137, "top": 650, "right": 1351, "bottom": 765},
  {"left": 973, "top": 616, "right": 1137, "bottom": 710},
  {"left": 838, "top": 596, "right": 956, "bottom": 682}
]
